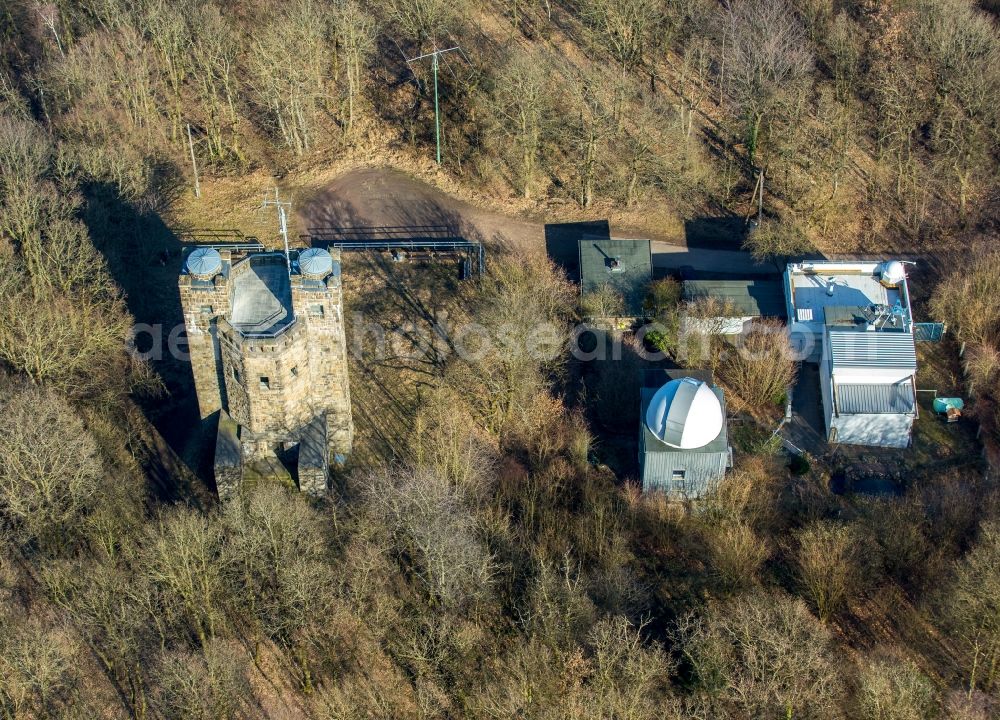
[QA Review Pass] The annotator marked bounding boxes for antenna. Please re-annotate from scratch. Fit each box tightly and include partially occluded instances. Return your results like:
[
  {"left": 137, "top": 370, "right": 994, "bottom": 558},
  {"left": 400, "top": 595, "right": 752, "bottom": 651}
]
[
  {"left": 403, "top": 45, "right": 462, "bottom": 166},
  {"left": 262, "top": 187, "right": 292, "bottom": 270}
]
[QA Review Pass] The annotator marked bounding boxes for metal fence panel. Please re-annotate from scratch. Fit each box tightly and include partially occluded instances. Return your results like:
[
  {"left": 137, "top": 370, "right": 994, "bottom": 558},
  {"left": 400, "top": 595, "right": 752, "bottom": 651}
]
[{"left": 914, "top": 322, "right": 946, "bottom": 343}]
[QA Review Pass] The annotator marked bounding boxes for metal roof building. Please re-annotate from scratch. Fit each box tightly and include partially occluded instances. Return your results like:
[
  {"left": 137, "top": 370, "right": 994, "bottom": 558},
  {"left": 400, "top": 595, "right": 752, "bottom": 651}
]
[
  {"left": 780, "top": 260, "right": 920, "bottom": 448},
  {"left": 827, "top": 330, "right": 917, "bottom": 374},
  {"left": 578, "top": 237, "right": 652, "bottom": 316},
  {"left": 639, "top": 369, "right": 731, "bottom": 498}
]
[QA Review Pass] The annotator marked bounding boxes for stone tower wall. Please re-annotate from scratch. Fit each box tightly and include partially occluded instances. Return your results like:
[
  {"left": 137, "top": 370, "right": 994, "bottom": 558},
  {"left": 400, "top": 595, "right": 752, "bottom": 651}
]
[
  {"left": 180, "top": 247, "right": 353, "bottom": 493},
  {"left": 218, "top": 320, "right": 318, "bottom": 453},
  {"left": 178, "top": 253, "right": 232, "bottom": 420},
  {"left": 290, "top": 255, "right": 353, "bottom": 456}
]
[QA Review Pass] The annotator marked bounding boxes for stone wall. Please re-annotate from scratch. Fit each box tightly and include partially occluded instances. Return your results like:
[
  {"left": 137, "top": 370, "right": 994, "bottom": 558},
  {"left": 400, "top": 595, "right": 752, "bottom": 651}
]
[
  {"left": 213, "top": 410, "right": 243, "bottom": 501},
  {"left": 290, "top": 250, "right": 353, "bottom": 457},
  {"left": 178, "top": 269, "right": 232, "bottom": 419}
]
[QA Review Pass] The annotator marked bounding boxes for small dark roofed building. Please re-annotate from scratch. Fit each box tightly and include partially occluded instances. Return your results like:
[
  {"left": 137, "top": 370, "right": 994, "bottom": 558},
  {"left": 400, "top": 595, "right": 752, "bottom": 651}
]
[
  {"left": 682, "top": 278, "right": 786, "bottom": 335},
  {"left": 639, "top": 369, "right": 731, "bottom": 498},
  {"left": 579, "top": 237, "right": 652, "bottom": 316}
]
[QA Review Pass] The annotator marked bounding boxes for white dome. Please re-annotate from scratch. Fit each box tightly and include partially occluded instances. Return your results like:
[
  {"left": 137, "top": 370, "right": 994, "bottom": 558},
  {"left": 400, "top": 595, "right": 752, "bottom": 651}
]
[
  {"left": 645, "top": 378, "right": 724, "bottom": 449},
  {"left": 185, "top": 247, "right": 222, "bottom": 279},
  {"left": 880, "top": 260, "right": 906, "bottom": 287},
  {"left": 298, "top": 248, "right": 333, "bottom": 279}
]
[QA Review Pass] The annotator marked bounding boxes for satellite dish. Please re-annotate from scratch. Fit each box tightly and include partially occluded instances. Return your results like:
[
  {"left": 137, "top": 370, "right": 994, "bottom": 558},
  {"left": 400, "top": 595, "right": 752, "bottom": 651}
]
[{"left": 880, "top": 260, "right": 906, "bottom": 287}]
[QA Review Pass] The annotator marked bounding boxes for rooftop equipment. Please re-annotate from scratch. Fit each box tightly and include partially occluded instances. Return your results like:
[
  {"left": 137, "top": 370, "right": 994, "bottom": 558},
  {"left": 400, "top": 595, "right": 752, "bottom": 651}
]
[{"left": 185, "top": 247, "right": 223, "bottom": 280}]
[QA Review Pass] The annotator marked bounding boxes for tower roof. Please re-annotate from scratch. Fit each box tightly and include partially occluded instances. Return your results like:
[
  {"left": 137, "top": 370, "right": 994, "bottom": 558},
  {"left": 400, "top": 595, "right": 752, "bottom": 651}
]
[
  {"left": 298, "top": 248, "right": 334, "bottom": 279},
  {"left": 185, "top": 247, "right": 223, "bottom": 279}
]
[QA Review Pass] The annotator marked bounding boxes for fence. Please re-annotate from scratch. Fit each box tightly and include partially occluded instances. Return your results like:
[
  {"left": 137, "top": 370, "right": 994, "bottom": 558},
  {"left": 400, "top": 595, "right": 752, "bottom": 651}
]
[{"left": 914, "top": 322, "right": 946, "bottom": 343}]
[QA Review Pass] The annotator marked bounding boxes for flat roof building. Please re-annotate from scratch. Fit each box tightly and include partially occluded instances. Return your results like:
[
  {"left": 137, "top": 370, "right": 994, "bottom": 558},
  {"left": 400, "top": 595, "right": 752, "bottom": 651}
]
[
  {"left": 579, "top": 237, "right": 652, "bottom": 316},
  {"left": 682, "top": 278, "right": 787, "bottom": 335},
  {"left": 784, "top": 260, "right": 918, "bottom": 448}
]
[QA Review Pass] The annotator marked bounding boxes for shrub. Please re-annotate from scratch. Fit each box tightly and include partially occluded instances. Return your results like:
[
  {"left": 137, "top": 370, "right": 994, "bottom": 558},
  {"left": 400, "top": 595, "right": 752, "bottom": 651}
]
[{"left": 719, "top": 319, "right": 797, "bottom": 411}]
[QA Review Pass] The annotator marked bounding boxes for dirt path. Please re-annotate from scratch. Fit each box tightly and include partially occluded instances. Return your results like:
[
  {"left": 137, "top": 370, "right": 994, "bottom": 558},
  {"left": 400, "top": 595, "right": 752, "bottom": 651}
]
[
  {"left": 296, "top": 167, "right": 545, "bottom": 254},
  {"left": 296, "top": 167, "right": 769, "bottom": 275}
]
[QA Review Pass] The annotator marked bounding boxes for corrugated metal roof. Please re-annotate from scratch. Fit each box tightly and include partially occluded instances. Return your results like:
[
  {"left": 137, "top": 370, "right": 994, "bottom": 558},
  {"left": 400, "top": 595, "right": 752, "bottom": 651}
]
[
  {"left": 837, "top": 382, "right": 916, "bottom": 414},
  {"left": 683, "top": 279, "right": 787, "bottom": 318},
  {"left": 828, "top": 330, "right": 916, "bottom": 371}
]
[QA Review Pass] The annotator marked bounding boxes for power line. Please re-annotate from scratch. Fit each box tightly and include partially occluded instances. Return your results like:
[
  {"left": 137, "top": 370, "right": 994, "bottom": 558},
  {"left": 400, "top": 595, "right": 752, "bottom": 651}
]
[{"left": 402, "top": 45, "right": 462, "bottom": 166}]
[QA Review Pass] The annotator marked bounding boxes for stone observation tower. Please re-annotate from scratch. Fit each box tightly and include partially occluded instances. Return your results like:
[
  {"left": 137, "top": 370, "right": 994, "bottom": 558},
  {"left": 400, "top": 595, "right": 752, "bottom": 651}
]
[{"left": 178, "top": 245, "right": 353, "bottom": 499}]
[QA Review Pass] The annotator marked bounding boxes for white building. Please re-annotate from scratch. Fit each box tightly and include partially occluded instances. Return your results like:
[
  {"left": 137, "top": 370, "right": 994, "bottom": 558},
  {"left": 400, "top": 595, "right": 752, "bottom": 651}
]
[
  {"left": 785, "top": 260, "right": 917, "bottom": 448},
  {"left": 639, "top": 370, "right": 731, "bottom": 497}
]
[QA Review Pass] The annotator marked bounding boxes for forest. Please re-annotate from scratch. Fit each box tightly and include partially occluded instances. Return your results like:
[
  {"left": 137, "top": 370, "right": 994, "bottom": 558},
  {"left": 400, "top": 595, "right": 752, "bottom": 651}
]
[{"left": 1, "top": 0, "right": 1000, "bottom": 718}]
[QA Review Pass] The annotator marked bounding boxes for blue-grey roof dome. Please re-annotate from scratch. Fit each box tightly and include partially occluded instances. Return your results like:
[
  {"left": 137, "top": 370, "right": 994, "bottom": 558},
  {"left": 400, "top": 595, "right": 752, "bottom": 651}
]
[
  {"left": 298, "top": 248, "right": 333, "bottom": 279},
  {"left": 185, "top": 247, "right": 222, "bottom": 279}
]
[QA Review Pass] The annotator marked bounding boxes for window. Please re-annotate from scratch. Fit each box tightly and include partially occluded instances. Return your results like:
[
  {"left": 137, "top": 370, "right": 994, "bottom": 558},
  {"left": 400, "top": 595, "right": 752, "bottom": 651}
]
[
  {"left": 290, "top": 366, "right": 299, "bottom": 377},
  {"left": 232, "top": 367, "right": 240, "bottom": 383},
  {"left": 309, "top": 304, "right": 325, "bottom": 318},
  {"left": 259, "top": 376, "right": 270, "bottom": 389},
  {"left": 671, "top": 470, "right": 685, "bottom": 491},
  {"left": 200, "top": 305, "right": 214, "bottom": 314}
]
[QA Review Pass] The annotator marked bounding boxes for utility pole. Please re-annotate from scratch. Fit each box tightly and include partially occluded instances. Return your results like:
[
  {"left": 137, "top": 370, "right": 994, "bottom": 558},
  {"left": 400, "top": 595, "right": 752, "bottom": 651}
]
[
  {"left": 187, "top": 124, "right": 201, "bottom": 199},
  {"left": 262, "top": 188, "right": 292, "bottom": 270},
  {"left": 404, "top": 46, "right": 461, "bottom": 166}
]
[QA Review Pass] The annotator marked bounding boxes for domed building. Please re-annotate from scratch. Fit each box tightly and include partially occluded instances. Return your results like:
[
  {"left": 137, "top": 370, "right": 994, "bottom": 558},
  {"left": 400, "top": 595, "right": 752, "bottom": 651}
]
[{"left": 639, "top": 370, "right": 731, "bottom": 498}]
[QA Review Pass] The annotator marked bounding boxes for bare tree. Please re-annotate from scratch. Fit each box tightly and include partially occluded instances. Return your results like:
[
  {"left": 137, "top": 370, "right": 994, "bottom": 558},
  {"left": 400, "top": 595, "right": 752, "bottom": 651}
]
[
  {"left": 222, "top": 482, "right": 336, "bottom": 667},
  {"left": 718, "top": 318, "right": 796, "bottom": 411},
  {"left": 247, "top": 0, "right": 331, "bottom": 154},
  {"left": 938, "top": 522, "right": 1000, "bottom": 694},
  {"left": 581, "top": 282, "right": 626, "bottom": 319},
  {"left": 677, "top": 591, "right": 843, "bottom": 719},
  {"left": 333, "top": 0, "right": 377, "bottom": 134},
  {"left": 705, "top": 519, "right": 770, "bottom": 589},
  {"left": 0, "top": 385, "right": 103, "bottom": 553},
  {"left": 718, "top": 0, "right": 813, "bottom": 164},
  {"left": 446, "top": 254, "right": 573, "bottom": 437},
  {"left": 857, "top": 652, "right": 937, "bottom": 720},
  {"left": 930, "top": 248, "right": 1000, "bottom": 347},
  {"left": 0, "top": 616, "right": 79, "bottom": 718},
  {"left": 410, "top": 386, "right": 498, "bottom": 499},
  {"left": 792, "top": 520, "right": 859, "bottom": 622},
  {"left": 743, "top": 216, "right": 811, "bottom": 264},
  {"left": 141, "top": 508, "right": 227, "bottom": 647},
  {"left": 488, "top": 48, "right": 554, "bottom": 199},
  {"left": 153, "top": 639, "right": 251, "bottom": 720},
  {"left": 379, "top": 0, "right": 467, "bottom": 43},
  {"left": 360, "top": 465, "right": 495, "bottom": 610}
]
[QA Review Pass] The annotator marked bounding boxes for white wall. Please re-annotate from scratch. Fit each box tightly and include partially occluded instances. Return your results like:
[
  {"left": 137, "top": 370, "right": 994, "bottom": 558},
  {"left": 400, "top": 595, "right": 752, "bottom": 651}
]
[{"left": 681, "top": 316, "right": 754, "bottom": 336}]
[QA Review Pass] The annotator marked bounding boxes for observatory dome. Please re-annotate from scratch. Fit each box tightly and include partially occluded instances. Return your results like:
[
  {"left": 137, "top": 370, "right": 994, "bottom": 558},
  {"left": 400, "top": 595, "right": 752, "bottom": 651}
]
[
  {"left": 879, "top": 260, "right": 906, "bottom": 288},
  {"left": 645, "top": 378, "right": 724, "bottom": 450},
  {"left": 298, "top": 248, "right": 334, "bottom": 279},
  {"left": 185, "top": 247, "right": 222, "bottom": 280}
]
